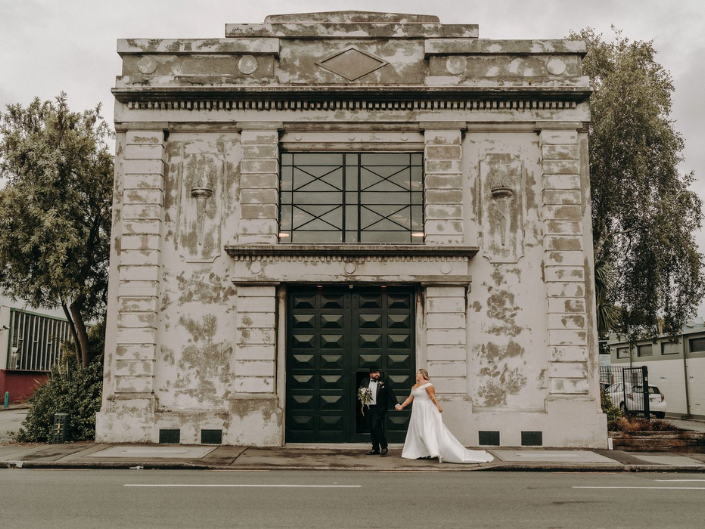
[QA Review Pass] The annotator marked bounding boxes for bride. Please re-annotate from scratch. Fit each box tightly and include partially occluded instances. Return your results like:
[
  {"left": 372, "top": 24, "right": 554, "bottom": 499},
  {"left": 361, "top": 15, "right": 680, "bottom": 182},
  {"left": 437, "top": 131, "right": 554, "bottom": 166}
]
[{"left": 395, "top": 369, "right": 494, "bottom": 464}]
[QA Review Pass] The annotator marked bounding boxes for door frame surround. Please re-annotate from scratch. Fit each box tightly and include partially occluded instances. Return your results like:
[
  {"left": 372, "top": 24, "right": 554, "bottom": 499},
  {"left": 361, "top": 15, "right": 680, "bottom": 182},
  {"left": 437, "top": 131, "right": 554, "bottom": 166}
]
[{"left": 279, "top": 282, "right": 423, "bottom": 444}]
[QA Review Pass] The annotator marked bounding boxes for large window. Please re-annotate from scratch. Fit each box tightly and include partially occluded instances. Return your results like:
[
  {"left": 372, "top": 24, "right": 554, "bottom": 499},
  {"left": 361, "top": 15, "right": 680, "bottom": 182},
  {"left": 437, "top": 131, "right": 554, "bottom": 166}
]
[
  {"left": 661, "top": 342, "right": 680, "bottom": 355},
  {"left": 637, "top": 344, "right": 653, "bottom": 357},
  {"left": 616, "top": 347, "right": 629, "bottom": 359},
  {"left": 279, "top": 153, "right": 424, "bottom": 244},
  {"left": 690, "top": 337, "right": 705, "bottom": 353}
]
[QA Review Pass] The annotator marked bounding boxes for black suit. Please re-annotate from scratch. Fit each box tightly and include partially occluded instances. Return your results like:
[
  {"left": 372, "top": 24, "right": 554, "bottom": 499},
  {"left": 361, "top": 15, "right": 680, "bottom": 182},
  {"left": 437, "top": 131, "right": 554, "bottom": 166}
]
[{"left": 360, "top": 375, "right": 398, "bottom": 451}]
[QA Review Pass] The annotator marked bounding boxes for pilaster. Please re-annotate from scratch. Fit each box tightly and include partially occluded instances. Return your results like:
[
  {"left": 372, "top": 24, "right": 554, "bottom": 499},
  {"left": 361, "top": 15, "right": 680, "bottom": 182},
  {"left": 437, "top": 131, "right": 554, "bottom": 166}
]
[
  {"left": 234, "top": 285, "right": 278, "bottom": 393},
  {"left": 540, "top": 125, "right": 589, "bottom": 395},
  {"left": 422, "top": 123, "right": 465, "bottom": 245},
  {"left": 114, "top": 129, "right": 166, "bottom": 396},
  {"left": 425, "top": 285, "right": 468, "bottom": 394},
  {"left": 237, "top": 122, "right": 282, "bottom": 244}
]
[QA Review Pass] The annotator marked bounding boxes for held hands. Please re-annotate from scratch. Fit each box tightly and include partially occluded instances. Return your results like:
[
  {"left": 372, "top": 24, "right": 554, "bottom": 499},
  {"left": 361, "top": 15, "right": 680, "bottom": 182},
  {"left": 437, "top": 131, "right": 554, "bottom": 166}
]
[{"left": 395, "top": 404, "right": 402, "bottom": 411}]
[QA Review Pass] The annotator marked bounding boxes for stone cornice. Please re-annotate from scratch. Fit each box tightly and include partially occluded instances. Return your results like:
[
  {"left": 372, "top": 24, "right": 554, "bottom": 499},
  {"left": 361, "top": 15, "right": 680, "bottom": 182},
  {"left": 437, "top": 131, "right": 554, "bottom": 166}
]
[
  {"left": 225, "top": 244, "right": 479, "bottom": 261},
  {"left": 425, "top": 39, "right": 586, "bottom": 56},
  {"left": 112, "top": 85, "right": 590, "bottom": 105},
  {"left": 224, "top": 23, "right": 478, "bottom": 39},
  {"left": 117, "top": 38, "right": 280, "bottom": 56}
]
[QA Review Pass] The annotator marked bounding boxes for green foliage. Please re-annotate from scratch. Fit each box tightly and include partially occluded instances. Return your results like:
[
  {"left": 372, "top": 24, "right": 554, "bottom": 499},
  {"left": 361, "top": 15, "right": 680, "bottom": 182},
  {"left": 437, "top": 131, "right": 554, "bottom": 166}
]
[
  {"left": 601, "top": 390, "right": 621, "bottom": 422},
  {"left": 16, "top": 321, "right": 105, "bottom": 443},
  {"left": 0, "top": 93, "right": 113, "bottom": 365},
  {"left": 569, "top": 28, "right": 705, "bottom": 340}
]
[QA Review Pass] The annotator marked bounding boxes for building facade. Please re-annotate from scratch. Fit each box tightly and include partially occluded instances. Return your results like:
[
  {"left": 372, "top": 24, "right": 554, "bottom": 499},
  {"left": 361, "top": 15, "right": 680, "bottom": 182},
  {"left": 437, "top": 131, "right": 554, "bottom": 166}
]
[
  {"left": 0, "top": 306, "right": 71, "bottom": 402},
  {"left": 608, "top": 321, "right": 705, "bottom": 419},
  {"left": 96, "top": 12, "right": 607, "bottom": 447}
]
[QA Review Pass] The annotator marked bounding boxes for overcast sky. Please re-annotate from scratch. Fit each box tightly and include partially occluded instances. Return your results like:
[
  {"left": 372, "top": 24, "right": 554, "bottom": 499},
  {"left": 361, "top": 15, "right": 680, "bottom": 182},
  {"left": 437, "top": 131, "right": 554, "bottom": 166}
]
[{"left": 1, "top": 0, "right": 704, "bottom": 314}]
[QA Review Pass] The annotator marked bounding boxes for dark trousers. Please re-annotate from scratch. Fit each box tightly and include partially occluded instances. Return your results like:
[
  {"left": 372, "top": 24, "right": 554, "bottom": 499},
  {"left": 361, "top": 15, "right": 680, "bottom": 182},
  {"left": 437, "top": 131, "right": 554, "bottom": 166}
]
[{"left": 367, "top": 405, "right": 388, "bottom": 450}]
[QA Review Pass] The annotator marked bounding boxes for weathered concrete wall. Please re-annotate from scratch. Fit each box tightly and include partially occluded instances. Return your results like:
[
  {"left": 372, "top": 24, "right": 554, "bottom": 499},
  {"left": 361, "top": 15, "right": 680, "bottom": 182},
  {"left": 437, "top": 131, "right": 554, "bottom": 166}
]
[{"left": 98, "top": 11, "right": 606, "bottom": 448}]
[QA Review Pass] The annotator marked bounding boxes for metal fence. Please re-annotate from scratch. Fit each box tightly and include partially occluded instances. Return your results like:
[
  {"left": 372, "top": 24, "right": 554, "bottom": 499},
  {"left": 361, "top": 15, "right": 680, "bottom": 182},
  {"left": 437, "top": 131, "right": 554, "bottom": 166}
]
[
  {"left": 7, "top": 309, "right": 71, "bottom": 372},
  {"left": 599, "top": 365, "right": 651, "bottom": 419}
]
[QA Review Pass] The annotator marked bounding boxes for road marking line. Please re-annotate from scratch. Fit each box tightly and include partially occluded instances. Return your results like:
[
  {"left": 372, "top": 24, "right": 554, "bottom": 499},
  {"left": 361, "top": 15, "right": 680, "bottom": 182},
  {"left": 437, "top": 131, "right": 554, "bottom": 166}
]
[
  {"left": 124, "top": 484, "right": 361, "bottom": 488},
  {"left": 654, "top": 479, "right": 705, "bottom": 482},
  {"left": 573, "top": 486, "right": 705, "bottom": 490}
]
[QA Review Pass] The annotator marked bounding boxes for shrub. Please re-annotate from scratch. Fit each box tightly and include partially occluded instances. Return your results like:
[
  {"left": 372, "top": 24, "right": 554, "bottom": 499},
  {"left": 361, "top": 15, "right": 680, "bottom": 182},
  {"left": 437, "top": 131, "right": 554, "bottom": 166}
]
[
  {"left": 608, "top": 416, "right": 682, "bottom": 432},
  {"left": 601, "top": 390, "right": 621, "bottom": 422},
  {"left": 16, "top": 320, "right": 105, "bottom": 443}
]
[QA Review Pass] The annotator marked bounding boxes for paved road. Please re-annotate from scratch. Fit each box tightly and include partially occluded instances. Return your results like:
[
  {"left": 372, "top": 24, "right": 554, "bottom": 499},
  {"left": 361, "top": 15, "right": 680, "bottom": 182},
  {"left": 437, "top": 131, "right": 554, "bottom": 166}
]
[
  {"left": 1, "top": 469, "right": 703, "bottom": 528},
  {"left": 0, "top": 409, "right": 26, "bottom": 442}
]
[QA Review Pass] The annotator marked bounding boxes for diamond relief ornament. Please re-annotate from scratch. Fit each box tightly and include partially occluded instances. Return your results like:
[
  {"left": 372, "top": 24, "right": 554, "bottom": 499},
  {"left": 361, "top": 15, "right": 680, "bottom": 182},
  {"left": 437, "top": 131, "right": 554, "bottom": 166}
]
[{"left": 316, "top": 47, "right": 388, "bottom": 81}]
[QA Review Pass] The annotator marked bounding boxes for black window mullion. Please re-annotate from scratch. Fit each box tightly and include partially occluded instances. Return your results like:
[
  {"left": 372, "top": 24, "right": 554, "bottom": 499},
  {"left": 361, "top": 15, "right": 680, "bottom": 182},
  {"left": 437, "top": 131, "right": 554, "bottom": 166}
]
[
  {"left": 342, "top": 159, "right": 346, "bottom": 242},
  {"left": 357, "top": 154, "right": 362, "bottom": 243}
]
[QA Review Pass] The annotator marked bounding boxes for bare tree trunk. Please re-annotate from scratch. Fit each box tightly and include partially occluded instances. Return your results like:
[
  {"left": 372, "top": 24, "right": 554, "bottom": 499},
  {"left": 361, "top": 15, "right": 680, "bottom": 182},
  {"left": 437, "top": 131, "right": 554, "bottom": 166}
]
[
  {"left": 62, "top": 302, "right": 81, "bottom": 365},
  {"left": 69, "top": 297, "right": 91, "bottom": 368}
]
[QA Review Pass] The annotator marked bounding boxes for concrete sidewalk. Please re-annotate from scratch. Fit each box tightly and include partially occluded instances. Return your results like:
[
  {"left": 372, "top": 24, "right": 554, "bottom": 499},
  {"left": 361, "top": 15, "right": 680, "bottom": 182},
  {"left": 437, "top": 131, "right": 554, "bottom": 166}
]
[{"left": 2, "top": 442, "right": 705, "bottom": 472}]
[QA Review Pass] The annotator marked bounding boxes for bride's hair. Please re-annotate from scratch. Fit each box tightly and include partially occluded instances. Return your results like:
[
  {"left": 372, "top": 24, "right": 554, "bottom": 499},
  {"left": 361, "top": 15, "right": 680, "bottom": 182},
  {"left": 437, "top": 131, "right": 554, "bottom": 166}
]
[{"left": 418, "top": 369, "right": 430, "bottom": 380}]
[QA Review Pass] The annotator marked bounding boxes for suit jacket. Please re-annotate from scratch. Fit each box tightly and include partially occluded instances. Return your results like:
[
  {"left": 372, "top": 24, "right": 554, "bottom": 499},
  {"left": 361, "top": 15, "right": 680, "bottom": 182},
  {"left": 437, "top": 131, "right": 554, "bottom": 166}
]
[{"left": 360, "top": 375, "right": 398, "bottom": 412}]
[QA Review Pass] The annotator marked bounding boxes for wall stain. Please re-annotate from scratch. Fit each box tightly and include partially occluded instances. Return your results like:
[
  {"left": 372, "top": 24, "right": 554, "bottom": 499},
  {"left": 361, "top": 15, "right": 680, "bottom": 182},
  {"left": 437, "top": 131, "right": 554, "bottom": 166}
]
[
  {"left": 476, "top": 340, "right": 527, "bottom": 406},
  {"left": 173, "top": 314, "right": 232, "bottom": 404},
  {"left": 161, "top": 345, "right": 175, "bottom": 366},
  {"left": 478, "top": 366, "right": 527, "bottom": 407},
  {"left": 176, "top": 270, "right": 235, "bottom": 305},
  {"left": 486, "top": 290, "right": 522, "bottom": 337}
]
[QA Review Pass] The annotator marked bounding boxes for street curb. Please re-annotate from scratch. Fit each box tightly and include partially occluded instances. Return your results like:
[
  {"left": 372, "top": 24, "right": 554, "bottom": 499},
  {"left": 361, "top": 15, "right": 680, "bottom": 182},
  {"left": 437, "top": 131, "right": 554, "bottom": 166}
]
[{"left": 2, "top": 460, "right": 705, "bottom": 473}]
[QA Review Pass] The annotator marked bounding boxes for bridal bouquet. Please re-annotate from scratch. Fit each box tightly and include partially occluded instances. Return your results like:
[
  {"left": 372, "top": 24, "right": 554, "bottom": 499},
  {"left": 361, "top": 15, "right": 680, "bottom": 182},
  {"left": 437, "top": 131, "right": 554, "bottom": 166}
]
[{"left": 357, "top": 387, "right": 373, "bottom": 416}]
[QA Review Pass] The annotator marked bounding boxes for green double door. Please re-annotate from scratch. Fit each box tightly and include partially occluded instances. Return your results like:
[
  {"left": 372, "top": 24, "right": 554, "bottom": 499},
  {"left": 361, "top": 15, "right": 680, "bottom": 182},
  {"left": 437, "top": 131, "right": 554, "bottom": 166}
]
[{"left": 286, "top": 286, "right": 416, "bottom": 443}]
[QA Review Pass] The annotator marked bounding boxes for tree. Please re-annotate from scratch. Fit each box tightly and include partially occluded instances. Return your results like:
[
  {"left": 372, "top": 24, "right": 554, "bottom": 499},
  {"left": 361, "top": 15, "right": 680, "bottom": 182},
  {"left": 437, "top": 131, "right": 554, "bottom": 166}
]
[
  {"left": 569, "top": 28, "right": 705, "bottom": 339},
  {"left": 0, "top": 93, "right": 113, "bottom": 366}
]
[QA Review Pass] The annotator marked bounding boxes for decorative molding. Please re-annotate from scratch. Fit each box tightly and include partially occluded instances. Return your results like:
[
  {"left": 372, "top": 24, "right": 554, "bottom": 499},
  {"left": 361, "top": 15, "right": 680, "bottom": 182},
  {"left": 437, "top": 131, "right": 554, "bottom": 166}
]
[
  {"left": 316, "top": 46, "right": 389, "bottom": 81},
  {"left": 123, "top": 99, "right": 580, "bottom": 112},
  {"left": 225, "top": 244, "right": 479, "bottom": 261}
]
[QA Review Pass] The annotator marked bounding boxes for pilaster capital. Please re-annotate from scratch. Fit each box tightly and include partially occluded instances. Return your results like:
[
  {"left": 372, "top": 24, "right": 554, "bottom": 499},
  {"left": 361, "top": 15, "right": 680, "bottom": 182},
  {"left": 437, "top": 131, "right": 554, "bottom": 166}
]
[
  {"left": 236, "top": 121, "right": 284, "bottom": 131},
  {"left": 418, "top": 121, "right": 468, "bottom": 132}
]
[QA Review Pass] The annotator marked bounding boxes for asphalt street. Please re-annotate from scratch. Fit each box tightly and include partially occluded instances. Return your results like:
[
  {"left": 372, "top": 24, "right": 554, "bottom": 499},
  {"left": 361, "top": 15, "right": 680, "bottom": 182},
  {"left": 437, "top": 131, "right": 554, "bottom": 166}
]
[
  {"left": 0, "top": 470, "right": 703, "bottom": 528},
  {"left": 0, "top": 408, "right": 26, "bottom": 443}
]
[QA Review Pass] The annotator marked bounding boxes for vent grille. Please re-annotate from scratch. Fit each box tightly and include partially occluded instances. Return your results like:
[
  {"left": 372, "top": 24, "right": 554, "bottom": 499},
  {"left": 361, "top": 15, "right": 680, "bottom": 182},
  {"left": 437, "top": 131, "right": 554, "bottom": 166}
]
[
  {"left": 201, "top": 429, "right": 223, "bottom": 444},
  {"left": 159, "top": 429, "right": 181, "bottom": 444},
  {"left": 521, "top": 431, "right": 543, "bottom": 446},
  {"left": 478, "top": 431, "right": 500, "bottom": 446}
]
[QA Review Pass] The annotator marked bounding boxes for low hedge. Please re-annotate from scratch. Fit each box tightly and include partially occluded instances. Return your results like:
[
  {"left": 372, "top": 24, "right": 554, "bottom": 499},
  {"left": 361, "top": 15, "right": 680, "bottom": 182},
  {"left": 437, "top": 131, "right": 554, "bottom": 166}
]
[{"left": 16, "top": 320, "right": 105, "bottom": 443}]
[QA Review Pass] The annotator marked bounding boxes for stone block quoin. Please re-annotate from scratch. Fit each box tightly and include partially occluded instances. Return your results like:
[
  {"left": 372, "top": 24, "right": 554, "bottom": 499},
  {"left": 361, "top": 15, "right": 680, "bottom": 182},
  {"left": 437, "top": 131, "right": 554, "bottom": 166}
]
[
  {"left": 234, "top": 285, "right": 278, "bottom": 393},
  {"left": 540, "top": 127, "right": 588, "bottom": 395},
  {"left": 115, "top": 129, "right": 166, "bottom": 394},
  {"left": 426, "top": 285, "right": 468, "bottom": 393},
  {"left": 237, "top": 124, "right": 281, "bottom": 244},
  {"left": 423, "top": 126, "right": 465, "bottom": 246}
]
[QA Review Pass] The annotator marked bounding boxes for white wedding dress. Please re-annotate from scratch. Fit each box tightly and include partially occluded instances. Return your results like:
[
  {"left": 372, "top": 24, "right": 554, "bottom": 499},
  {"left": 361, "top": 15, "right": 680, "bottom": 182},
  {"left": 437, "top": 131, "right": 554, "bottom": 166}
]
[{"left": 401, "top": 383, "right": 494, "bottom": 464}]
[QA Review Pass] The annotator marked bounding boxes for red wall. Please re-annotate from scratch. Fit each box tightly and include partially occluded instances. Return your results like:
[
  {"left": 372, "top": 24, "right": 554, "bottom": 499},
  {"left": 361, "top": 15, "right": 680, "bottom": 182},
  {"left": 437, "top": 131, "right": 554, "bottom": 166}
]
[{"left": 0, "top": 370, "right": 48, "bottom": 403}]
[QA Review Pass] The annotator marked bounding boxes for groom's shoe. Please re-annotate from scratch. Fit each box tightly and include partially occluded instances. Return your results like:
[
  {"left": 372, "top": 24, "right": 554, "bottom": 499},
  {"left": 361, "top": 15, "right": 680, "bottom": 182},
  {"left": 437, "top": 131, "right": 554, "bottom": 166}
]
[
  {"left": 366, "top": 450, "right": 380, "bottom": 455},
  {"left": 381, "top": 447, "right": 388, "bottom": 457}
]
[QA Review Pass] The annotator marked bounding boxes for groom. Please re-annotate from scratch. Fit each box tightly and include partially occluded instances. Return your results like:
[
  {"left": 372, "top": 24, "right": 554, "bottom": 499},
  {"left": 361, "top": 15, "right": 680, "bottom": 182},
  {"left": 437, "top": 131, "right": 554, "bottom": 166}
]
[{"left": 359, "top": 364, "right": 398, "bottom": 456}]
